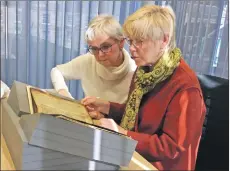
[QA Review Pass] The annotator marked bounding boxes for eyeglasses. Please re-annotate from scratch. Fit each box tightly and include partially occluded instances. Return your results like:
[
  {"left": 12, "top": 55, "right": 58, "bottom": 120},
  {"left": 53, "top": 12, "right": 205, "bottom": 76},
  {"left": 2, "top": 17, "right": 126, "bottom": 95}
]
[
  {"left": 88, "top": 42, "right": 117, "bottom": 55},
  {"left": 125, "top": 38, "right": 143, "bottom": 48}
]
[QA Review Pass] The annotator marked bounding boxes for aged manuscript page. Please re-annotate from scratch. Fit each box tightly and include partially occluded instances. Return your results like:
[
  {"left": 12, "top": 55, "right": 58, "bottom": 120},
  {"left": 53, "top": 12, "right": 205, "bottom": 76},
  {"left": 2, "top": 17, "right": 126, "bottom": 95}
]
[
  {"left": 27, "top": 86, "right": 95, "bottom": 125},
  {"left": 26, "top": 86, "right": 129, "bottom": 136}
]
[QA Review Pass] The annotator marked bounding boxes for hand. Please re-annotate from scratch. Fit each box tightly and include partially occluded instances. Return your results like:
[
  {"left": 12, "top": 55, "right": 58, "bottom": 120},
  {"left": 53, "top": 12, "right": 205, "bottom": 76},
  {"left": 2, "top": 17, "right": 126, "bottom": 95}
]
[
  {"left": 100, "top": 118, "right": 128, "bottom": 135},
  {"left": 81, "top": 96, "right": 110, "bottom": 115},
  {"left": 85, "top": 108, "right": 105, "bottom": 120},
  {"left": 58, "top": 89, "right": 73, "bottom": 99}
]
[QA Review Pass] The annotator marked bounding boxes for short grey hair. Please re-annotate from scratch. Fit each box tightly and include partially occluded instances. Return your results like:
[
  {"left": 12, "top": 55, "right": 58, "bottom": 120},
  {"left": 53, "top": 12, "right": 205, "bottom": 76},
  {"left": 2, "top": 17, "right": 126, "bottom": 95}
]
[{"left": 85, "top": 15, "right": 124, "bottom": 42}]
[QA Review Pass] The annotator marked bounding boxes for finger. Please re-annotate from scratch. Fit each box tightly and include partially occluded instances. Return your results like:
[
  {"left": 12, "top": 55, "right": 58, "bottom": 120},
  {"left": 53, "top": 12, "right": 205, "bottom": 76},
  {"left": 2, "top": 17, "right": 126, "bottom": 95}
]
[
  {"left": 88, "top": 111, "right": 98, "bottom": 119},
  {"left": 97, "top": 113, "right": 105, "bottom": 119},
  {"left": 81, "top": 97, "right": 96, "bottom": 106},
  {"left": 80, "top": 98, "right": 85, "bottom": 104},
  {"left": 86, "top": 105, "right": 95, "bottom": 112},
  {"left": 89, "top": 111, "right": 103, "bottom": 120},
  {"left": 81, "top": 96, "right": 91, "bottom": 104}
]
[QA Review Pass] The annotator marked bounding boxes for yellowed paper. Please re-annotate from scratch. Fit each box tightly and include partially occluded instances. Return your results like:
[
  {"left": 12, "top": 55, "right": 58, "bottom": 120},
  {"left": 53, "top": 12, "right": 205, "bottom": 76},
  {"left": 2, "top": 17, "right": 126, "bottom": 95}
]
[
  {"left": 27, "top": 87, "right": 94, "bottom": 125},
  {"left": 26, "top": 86, "right": 129, "bottom": 136}
]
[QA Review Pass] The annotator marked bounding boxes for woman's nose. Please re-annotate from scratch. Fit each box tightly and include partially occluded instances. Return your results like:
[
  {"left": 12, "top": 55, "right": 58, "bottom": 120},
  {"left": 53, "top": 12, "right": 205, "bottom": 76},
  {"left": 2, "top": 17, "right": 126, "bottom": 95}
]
[
  {"left": 98, "top": 50, "right": 104, "bottom": 57},
  {"left": 96, "top": 50, "right": 105, "bottom": 60},
  {"left": 129, "top": 44, "right": 136, "bottom": 52}
]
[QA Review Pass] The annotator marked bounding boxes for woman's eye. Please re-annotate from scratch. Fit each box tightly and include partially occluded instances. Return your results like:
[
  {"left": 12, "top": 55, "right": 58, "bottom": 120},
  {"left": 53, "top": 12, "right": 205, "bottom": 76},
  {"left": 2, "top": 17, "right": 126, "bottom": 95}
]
[
  {"left": 91, "top": 47, "right": 98, "bottom": 51},
  {"left": 101, "top": 45, "right": 111, "bottom": 50}
]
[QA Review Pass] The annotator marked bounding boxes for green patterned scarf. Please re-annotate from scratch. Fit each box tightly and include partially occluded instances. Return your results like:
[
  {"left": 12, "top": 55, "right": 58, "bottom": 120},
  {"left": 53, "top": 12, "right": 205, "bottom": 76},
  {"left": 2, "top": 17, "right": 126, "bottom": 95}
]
[{"left": 120, "top": 48, "right": 182, "bottom": 130}]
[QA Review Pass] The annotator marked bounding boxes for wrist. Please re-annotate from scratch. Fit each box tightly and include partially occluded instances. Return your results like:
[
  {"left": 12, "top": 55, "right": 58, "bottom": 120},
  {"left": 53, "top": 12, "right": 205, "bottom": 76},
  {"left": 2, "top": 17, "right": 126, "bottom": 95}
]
[{"left": 102, "top": 101, "right": 110, "bottom": 115}]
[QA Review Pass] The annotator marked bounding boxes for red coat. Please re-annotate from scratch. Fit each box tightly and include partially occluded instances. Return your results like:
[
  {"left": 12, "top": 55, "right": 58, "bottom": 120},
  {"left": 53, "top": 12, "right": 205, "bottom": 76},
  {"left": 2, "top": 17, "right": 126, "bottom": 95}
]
[{"left": 109, "top": 59, "right": 206, "bottom": 170}]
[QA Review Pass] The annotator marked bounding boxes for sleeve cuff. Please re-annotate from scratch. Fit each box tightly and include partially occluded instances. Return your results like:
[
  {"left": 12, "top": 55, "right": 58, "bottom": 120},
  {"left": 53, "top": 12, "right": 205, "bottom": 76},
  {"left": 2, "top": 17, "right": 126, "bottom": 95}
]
[{"left": 108, "top": 102, "right": 125, "bottom": 124}]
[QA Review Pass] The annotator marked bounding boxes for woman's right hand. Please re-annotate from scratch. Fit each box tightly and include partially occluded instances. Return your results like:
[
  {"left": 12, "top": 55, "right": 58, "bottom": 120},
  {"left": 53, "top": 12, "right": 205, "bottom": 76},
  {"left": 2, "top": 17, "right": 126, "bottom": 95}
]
[{"left": 81, "top": 96, "right": 110, "bottom": 119}]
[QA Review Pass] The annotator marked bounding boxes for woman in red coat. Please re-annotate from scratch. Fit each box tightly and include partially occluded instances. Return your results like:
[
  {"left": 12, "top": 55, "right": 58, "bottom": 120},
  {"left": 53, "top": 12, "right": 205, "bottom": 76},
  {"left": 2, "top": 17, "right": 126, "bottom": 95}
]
[{"left": 82, "top": 5, "right": 206, "bottom": 170}]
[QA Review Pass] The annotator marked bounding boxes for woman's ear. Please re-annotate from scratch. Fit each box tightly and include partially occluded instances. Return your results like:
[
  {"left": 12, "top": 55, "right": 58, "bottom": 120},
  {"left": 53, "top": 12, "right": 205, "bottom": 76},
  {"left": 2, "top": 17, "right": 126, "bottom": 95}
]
[
  {"left": 119, "top": 39, "right": 125, "bottom": 49},
  {"left": 161, "top": 34, "right": 169, "bottom": 50}
]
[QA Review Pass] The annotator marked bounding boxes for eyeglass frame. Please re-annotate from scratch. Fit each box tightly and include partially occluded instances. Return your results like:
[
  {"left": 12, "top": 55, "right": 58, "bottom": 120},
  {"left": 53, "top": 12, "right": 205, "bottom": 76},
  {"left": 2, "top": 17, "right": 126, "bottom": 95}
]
[
  {"left": 125, "top": 38, "right": 143, "bottom": 48},
  {"left": 87, "top": 41, "right": 119, "bottom": 55}
]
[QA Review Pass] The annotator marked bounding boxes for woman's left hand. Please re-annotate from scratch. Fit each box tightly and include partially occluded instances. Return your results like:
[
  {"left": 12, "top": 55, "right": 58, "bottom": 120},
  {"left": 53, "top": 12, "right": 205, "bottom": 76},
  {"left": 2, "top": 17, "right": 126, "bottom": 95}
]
[{"left": 100, "top": 118, "right": 128, "bottom": 135}]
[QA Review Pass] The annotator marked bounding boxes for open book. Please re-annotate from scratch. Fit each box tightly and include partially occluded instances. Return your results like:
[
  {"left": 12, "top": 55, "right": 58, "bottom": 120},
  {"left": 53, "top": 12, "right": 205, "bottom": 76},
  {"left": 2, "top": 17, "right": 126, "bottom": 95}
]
[
  {"left": 26, "top": 86, "right": 101, "bottom": 126},
  {"left": 26, "top": 86, "right": 128, "bottom": 136}
]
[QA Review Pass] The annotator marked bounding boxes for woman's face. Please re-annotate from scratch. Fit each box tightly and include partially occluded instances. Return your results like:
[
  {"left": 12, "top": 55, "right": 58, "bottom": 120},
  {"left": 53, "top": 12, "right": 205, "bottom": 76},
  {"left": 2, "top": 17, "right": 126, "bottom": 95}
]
[
  {"left": 87, "top": 35, "right": 124, "bottom": 67},
  {"left": 127, "top": 38, "right": 163, "bottom": 67},
  {"left": 127, "top": 33, "right": 169, "bottom": 67}
]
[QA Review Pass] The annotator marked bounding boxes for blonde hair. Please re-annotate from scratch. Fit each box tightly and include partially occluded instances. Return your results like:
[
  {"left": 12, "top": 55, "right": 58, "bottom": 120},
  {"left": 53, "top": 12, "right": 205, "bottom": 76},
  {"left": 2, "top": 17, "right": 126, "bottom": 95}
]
[
  {"left": 85, "top": 15, "right": 124, "bottom": 42},
  {"left": 123, "top": 5, "right": 176, "bottom": 52}
]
